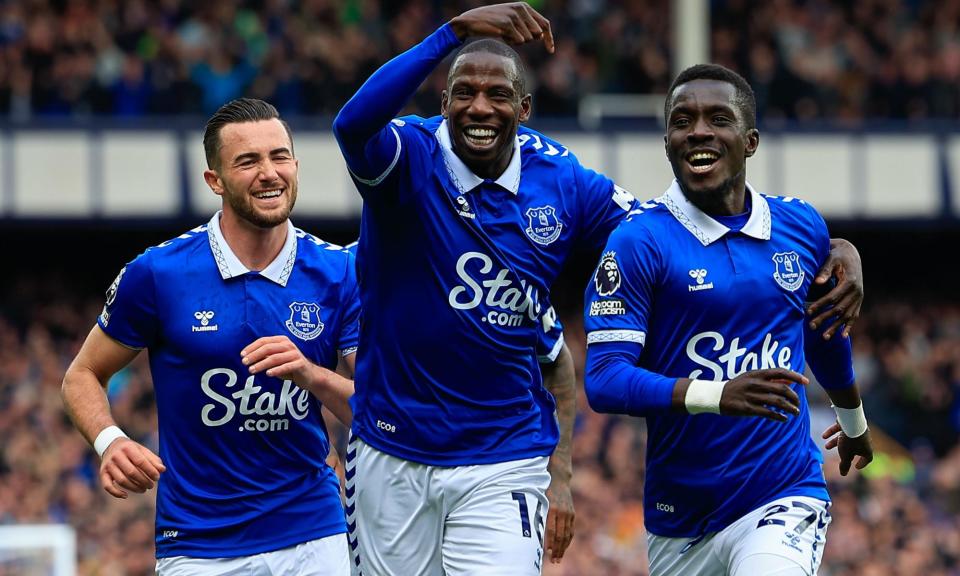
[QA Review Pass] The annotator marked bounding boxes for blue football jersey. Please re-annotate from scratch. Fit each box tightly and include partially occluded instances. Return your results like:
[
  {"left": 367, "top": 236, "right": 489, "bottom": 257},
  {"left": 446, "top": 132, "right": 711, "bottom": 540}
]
[
  {"left": 345, "top": 238, "right": 563, "bottom": 362},
  {"left": 348, "top": 116, "right": 635, "bottom": 465},
  {"left": 584, "top": 182, "right": 833, "bottom": 538},
  {"left": 98, "top": 213, "right": 360, "bottom": 558}
]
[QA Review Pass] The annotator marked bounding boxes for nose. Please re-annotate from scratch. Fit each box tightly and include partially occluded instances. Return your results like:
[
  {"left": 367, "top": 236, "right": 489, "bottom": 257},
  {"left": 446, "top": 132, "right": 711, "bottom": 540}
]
[
  {"left": 687, "top": 116, "right": 714, "bottom": 141},
  {"left": 259, "top": 159, "right": 280, "bottom": 182},
  {"left": 467, "top": 93, "right": 494, "bottom": 118}
]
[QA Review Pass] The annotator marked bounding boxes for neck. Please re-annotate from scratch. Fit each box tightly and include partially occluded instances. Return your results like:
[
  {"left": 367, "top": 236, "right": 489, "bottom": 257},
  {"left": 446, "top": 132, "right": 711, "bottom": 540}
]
[
  {"left": 466, "top": 150, "right": 511, "bottom": 180},
  {"left": 218, "top": 210, "right": 288, "bottom": 271},
  {"left": 683, "top": 172, "right": 747, "bottom": 216}
]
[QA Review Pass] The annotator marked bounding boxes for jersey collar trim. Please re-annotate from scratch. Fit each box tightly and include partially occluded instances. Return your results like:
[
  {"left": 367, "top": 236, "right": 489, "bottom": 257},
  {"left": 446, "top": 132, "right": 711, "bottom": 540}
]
[
  {"left": 436, "top": 119, "right": 521, "bottom": 195},
  {"left": 206, "top": 211, "right": 298, "bottom": 286},
  {"left": 659, "top": 180, "right": 771, "bottom": 246}
]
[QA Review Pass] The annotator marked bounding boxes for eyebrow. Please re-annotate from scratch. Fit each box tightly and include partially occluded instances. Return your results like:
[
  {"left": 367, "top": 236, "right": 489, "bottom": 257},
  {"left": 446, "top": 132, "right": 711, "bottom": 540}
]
[
  {"left": 669, "top": 102, "right": 737, "bottom": 118},
  {"left": 232, "top": 147, "right": 292, "bottom": 163}
]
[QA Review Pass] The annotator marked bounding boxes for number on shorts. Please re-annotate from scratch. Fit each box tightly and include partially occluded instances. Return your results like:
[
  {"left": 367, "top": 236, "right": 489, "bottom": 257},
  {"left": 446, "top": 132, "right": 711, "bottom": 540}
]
[
  {"left": 757, "top": 501, "right": 819, "bottom": 534},
  {"left": 511, "top": 491, "right": 532, "bottom": 538}
]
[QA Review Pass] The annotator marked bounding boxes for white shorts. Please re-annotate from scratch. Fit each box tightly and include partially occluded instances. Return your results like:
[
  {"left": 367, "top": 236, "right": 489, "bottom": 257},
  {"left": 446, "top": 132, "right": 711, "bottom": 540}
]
[
  {"left": 155, "top": 533, "right": 350, "bottom": 576},
  {"left": 345, "top": 435, "right": 551, "bottom": 576},
  {"left": 647, "top": 495, "right": 832, "bottom": 576}
]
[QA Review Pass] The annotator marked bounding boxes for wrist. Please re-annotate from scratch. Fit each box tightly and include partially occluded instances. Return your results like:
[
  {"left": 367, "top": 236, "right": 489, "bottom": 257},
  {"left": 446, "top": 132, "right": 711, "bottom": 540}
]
[
  {"left": 832, "top": 402, "right": 868, "bottom": 438},
  {"left": 93, "top": 425, "right": 128, "bottom": 458},
  {"left": 685, "top": 379, "right": 727, "bottom": 414}
]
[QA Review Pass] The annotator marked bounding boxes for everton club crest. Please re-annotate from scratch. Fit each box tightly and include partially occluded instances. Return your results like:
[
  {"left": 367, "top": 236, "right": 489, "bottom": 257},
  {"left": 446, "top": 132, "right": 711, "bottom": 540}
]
[
  {"left": 772, "top": 251, "right": 805, "bottom": 292},
  {"left": 285, "top": 302, "right": 325, "bottom": 341},
  {"left": 525, "top": 205, "right": 563, "bottom": 246}
]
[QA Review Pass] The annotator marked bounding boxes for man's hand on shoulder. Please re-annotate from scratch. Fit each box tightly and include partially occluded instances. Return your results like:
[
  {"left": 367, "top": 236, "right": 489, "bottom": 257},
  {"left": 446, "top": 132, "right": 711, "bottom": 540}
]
[
  {"left": 807, "top": 238, "right": 864, "bottom": 340},
  {"left": 450, "top": 2, "right": 555, "bottom": 53},
  {"left": 99, "top": 437, "right": 165, "bottom": 499}
]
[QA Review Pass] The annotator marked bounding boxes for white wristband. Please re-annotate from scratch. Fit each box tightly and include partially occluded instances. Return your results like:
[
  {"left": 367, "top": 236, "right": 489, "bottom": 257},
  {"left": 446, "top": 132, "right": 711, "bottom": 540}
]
[
  {"left": 685, "top": 379, "right": 727, "bottom": 415},
  {"left": 93, "top": 425, "right": 128, "bottom": 458},
  {"left": 832, "top": 403, "right": 868, "bottom": 438}
]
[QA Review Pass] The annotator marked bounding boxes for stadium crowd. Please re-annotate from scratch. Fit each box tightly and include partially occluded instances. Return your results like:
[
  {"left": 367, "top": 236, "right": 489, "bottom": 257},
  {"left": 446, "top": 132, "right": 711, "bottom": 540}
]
[
  {"left": 0, "top": 0, "right": 958, "bottom": 122},
  {"left": 0, "top": 269, "right": 958, "bottom": 574}
]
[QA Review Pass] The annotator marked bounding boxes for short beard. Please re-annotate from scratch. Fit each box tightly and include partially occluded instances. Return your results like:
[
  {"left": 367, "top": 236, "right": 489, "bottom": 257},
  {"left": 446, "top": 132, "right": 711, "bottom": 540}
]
[
  {"left": 670, "top": 157, "right": 745, "bottom": 215},
  {"left": 224, "top": 186, "right": 297, "bottom": 229}
]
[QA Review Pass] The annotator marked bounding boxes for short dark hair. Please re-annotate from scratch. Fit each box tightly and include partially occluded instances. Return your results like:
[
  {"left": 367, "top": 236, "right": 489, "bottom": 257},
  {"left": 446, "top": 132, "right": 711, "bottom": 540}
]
[
  {"left": 448, "top": 38, "right": 527, "bottom": 95},
  {"left": 203, "top": 98, "right": 293, "bottom": 169},
  {"left": 664, "top": 64, "right": 757, "bottom": 130}
]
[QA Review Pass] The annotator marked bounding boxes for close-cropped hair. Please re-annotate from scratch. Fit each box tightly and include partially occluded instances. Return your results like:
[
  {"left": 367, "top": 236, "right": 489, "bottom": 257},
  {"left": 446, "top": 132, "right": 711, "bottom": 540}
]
[
  {"left": 203, "top": 98, "right": 294, "bottom": 169},
  {"left": 664, "top": 64, "right": 757, "bottom": 130},
  {"left": 449, "top": 38, "right": 528, "bottom": 96}
]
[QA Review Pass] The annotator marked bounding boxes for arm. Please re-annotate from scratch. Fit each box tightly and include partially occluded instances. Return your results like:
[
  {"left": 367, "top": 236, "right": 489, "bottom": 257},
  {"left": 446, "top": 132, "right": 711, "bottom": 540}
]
[
  {"left": 61, "top": 326, "right": 165, "bottom": 499},
  {"left": 540, "top": 342, "right": 575, "bottom": 564},
  {"left": 807, "top": 238, "right": 864, "bottom": 339},
  {"left": 586, "top": 340, "right": 809, "bottom": 419},
  {"left": 332, "top": 3, "right": 553, "bottom": 180},
  {"left": 241, "top": 336, "right": 355, "bottom": 427},
  {"left": 804, "top": 322, "right": 874, "bottom": 475}
]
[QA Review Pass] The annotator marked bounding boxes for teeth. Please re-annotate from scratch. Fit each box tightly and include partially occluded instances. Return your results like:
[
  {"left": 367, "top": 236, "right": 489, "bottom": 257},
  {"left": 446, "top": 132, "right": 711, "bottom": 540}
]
[
  {"left": 254, "top": 189, "right": 282, "bottom": 199},
  {"left": 688, "top": 152, "right": 718, "bottom": 162},
  {"left": 466, "top": 128, "right": 496, "bottom": 138}
]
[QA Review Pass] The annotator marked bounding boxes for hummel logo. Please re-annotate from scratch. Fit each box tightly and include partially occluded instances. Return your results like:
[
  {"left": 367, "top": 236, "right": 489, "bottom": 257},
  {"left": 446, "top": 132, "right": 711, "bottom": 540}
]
[
  {"left": 192, "top": 311, "right": 218, "bottom": 332},
  {"left": 688, "top": 269, "right": 714, "bottom": 292},
  {"left": 456, "top": 195, "right": 476, "bottom": 219}
]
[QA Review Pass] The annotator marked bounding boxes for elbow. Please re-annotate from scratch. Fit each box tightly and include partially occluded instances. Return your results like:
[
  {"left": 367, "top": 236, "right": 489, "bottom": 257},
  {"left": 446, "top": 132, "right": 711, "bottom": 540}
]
[{"left": 584, "top": 371, "right": 621, "bottom": 415}]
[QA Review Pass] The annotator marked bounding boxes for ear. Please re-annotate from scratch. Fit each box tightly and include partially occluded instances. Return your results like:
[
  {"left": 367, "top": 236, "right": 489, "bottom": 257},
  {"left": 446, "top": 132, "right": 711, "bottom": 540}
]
[
  {"left": 203, "top": 169, "right": 224, "bottom": 196},
  {"left": 663, "top": 134, "right": 670, "bottom": 160},
  {"left": 519, "top": 93, "right": 532, "bottom": 124},
  {"left": 441, "top": 90, "right": 449, "bottom": 118},
  {"left": 744, "top": 128, "right": 760, "bottom": 158}
]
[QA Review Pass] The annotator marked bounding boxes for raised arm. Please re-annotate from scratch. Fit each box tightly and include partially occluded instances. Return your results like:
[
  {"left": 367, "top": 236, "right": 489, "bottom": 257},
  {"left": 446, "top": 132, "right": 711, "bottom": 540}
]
[
  {"left": 332, "top": 3, "right": 553, "bottom": 180},
  {"left": 62, "top": 326, "right": 166, "bottom": 499}
]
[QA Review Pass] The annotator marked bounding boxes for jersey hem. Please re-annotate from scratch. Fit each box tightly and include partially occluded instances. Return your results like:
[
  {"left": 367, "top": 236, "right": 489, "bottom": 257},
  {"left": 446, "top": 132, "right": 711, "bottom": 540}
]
[
  {"left": 354, "top": 427, "right": 556, "bottom": 467},
  {"left": 154, "top": 523, "right": 346, "bottom": 559}
]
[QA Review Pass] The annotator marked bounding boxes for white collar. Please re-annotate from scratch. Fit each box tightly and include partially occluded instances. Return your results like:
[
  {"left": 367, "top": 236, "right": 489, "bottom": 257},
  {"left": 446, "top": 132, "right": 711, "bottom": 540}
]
[
  {"left": 206, "top": 211, "right": 298, "bottom": 286},
  {"left": 436, "top": 119, "right": 521, "bottom": 195},
  {"left": 658, "top": 180, "right": 771, "bottom": 246}
]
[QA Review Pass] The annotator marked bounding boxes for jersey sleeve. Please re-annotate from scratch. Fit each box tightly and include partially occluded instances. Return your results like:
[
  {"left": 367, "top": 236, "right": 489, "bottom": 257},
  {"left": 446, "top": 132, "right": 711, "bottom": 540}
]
[
  {"left": 96, "top": 253, "right": 159, "bottom": 350},
  {"left": 583, "top": 222, "right": 677, "bottom": 415},
  {"left": 801, "top": 202, "right": 855, "bottom": 389},
  {"left": 536, "top": 306, "right": 564, "bottom": 364},
  {"left": 337, "top": 251, "right": 361, "bottom": 356},
  {"left": 570, "top": 152, "right": 639, "bottom": 251},
  {"left": 332, "top": 23, "right": 460, "bottom": 191}
]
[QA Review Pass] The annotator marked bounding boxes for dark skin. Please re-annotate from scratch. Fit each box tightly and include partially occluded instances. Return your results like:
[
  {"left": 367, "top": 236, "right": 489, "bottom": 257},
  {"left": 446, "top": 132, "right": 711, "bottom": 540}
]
[
  {"left": 664, "top": 78, "right": 873, "bottom": 473},
  {"left": 446, "top": 3, "right": 575, "bottom": 562},
  {"left": 445, "top": 2, "right": 552, "bottom": 180}
]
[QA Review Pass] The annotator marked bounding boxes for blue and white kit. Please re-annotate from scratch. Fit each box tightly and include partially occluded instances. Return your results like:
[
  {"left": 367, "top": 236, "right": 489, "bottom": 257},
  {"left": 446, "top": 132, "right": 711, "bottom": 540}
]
[
  {"left": 98, "top": 212, "right": 360, "bottom": 558},
  {"left": 584, "top": 181, "right": 855, "bottom": 539},
  {"left": 334, "top": 23, "right": 637, "bottom": 467}
]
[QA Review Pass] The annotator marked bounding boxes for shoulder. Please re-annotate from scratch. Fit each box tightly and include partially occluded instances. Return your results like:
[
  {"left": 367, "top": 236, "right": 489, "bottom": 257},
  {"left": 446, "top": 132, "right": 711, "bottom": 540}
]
[
  {"left": 606, "top": 199, "right": 670, "bottom": 251},
  {"left": 394, "top": 115, "right": 442, "bottom": 137},
  {"left": 517, "top": 125, "right": 575, "bottom": 166},
  {"left": 763, "top": 193, "right": 826, "bottom": 229},
  {"left": 136, "top": 223, "right": 211, "bottom": 270},
  {"left": 294, "top": 228, "right": 355, "bottom": 280}
]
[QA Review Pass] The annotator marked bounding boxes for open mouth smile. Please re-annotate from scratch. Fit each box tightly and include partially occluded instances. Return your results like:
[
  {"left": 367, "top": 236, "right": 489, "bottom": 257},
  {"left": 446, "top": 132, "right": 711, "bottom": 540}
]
[{"left": 686, "top": 150, "right": 720, "bottom": 174}]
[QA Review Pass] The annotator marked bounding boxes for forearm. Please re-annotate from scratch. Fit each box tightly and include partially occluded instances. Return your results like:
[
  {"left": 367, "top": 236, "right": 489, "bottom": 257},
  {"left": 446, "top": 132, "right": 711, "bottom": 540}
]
[
  {"left": 333, "top": 23, "right": 460, "bottom": 151},
  {"left": 61, "top": 366, "right": 117, "bottom": 447},
  {"left": 585, "top": 342, "right": 678, "bottom": 416},
  {"left": 303, "top": 364, "right": 355, "bottom": 427},
  {"left": 543, "top": 343, "right": 575, "bottom": 482},
  {"left": 825, "top": 385, "right": 863, "bottom": 409},
  {"left": 804, "top": 319, "right": 855, "bottom": 390}
]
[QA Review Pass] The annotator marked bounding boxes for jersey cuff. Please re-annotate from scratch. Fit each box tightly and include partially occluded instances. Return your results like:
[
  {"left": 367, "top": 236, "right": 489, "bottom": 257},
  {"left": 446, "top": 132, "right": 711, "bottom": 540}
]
[
  {"left": 538, "top": 334, "right": 565, "bottom": 364},
  {"left": 340, "top": 346, "right": 358, "bottom": 357},
  {"left": 348, "top": 126, "right": 401, "bottom": 186},
  {"left": 586, "top": 330, "right": 646, "bottom": 345}
]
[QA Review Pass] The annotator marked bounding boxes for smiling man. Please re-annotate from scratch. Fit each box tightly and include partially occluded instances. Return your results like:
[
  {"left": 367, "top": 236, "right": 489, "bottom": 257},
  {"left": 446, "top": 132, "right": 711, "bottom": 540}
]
[
  {"left": 583, "top": 64, "right": 874, "bottom": 576},
  {"left": 61, "top": 98, "right": 358, "bottom": 575},
  {"left": 332, "top": 3, "right": 867, "bottom": 575}
]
